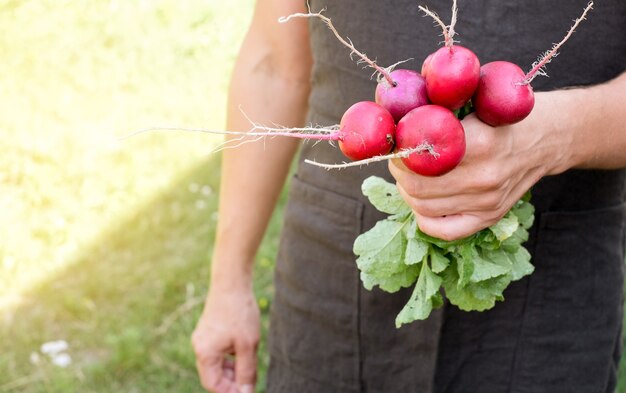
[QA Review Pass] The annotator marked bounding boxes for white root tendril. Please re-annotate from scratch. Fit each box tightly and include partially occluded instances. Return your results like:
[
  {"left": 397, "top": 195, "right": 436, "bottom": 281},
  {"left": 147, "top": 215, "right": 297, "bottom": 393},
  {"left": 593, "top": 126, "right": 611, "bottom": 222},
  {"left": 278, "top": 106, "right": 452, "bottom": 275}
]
[
  {"left": 522, "top": 1, "right": 594, "bottom": 85},
  {"left": 119, "top": 107, "right": 339, "bottom": 142},
  {"left": 419, "top": 0, "right": 458, "bottom": 48},
  {"left": 208, "top": 135, "right": 265, "bottom": 154},
  {"left": 304, "top": 143, "right": 438, "bottom": 170},
  {"left": 376, "top": 58, "right": 415, "bottom": 84},
  {"left": 120, "top": 125, "right": 337, "bottom": 140},
  {"left": 279, "top": 7, "right": 396, "bottom": 86},
  {"left": 448, "top": 0, "right": 458, "bottom": 44}
]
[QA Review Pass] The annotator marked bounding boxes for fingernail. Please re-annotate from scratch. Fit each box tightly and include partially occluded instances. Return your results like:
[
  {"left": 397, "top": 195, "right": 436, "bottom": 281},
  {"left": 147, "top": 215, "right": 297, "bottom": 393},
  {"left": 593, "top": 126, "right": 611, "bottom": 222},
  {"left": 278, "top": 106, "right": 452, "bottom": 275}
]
[{"left": 238, "top": 384, "right": 254, "bottom": 393}]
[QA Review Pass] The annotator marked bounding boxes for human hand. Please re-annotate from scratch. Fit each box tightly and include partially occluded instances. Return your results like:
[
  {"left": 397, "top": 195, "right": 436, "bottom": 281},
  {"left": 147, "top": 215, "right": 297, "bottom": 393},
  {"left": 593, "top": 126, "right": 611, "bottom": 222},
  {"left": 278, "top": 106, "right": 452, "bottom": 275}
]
[
  {"left": 388, "top": 93, "right": 569, "bottom": 240},
  {"left": 192, "top": 280, "right": 260, "bottom": 393}
]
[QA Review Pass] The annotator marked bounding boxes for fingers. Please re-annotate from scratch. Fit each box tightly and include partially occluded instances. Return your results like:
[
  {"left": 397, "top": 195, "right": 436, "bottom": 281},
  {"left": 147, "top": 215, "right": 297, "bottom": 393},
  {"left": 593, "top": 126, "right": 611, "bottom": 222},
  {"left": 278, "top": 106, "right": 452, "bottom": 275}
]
[
  {"left": 389, "top": 157, "right": 511, "bottom": 200},
  {"left": 192, "top": 328, "right": 238, "bottom": 393},
  {"left": 192, "top": 329, "right": 258, "bottom": 393},
  {"left": 195, "top": 356, "right": 238, "bottom": 393},
  {"left": 223, "top": 358, "right": 235, "bottom": 382},
  {"left": 234, "top": 338, "right": 258, "bottom": 393},
  {"left": 412, "top": 211, "right": 496, "bottom": 241},
  {"left": 402, "top": 175, "right": 538, "bottom": 240},
  {"left": 396, "top": 182, "right": 507, "bottom": 218},
  {"left": 196, "top": 352, "right": 254, "bottom": 393}
]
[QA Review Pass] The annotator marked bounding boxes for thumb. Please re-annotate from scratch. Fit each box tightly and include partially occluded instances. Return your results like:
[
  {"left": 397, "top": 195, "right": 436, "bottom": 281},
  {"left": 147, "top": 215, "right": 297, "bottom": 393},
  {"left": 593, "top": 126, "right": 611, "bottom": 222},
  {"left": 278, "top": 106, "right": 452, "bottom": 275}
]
[{"left": 234, "top": 341, "right": 257, "bottom": 393}]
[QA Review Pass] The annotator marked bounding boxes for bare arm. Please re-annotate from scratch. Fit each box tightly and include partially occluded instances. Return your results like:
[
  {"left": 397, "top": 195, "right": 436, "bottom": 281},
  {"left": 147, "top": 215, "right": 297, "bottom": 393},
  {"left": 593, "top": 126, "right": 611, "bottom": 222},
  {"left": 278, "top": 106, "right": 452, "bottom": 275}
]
[
  {"left": 550, "top": 72, "right": 626, "bottom": 170},
  {"left": 192, "top": 1, "right": 312, "bottom": 392},
  {"left": 389, "top": 71, "right": 626, "bottom": 241}
]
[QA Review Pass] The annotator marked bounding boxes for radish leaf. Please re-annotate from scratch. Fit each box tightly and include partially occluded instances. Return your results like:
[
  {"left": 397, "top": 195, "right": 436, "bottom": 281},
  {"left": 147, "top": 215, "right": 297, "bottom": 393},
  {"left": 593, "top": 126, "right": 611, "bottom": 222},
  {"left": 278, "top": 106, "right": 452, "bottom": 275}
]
[
  {"left": 355, "top": 176, "right": 536, "bottom": 326},
  {"left": 362, "top": 176, "right": 412, "bottom": 216}
]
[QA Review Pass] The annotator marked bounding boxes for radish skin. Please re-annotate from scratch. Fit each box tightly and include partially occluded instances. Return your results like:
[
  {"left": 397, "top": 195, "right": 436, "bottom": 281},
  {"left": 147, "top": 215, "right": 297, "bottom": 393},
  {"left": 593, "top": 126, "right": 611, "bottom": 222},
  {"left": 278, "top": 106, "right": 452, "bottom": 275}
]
[
  {"left": 375, "top": 69, "right": 429, "bottom": 123},
  {"left": 424, "top": 45, "right": 480, "bottom": 110},
  {"left": 473, "top": 61, "right": 535, "bottom": 127},
  {"left": 338, "top": 101, "right": 396, "bottom": 161},
  {"left": 395, "top": 105, "right": 465, "bottom": 176}
]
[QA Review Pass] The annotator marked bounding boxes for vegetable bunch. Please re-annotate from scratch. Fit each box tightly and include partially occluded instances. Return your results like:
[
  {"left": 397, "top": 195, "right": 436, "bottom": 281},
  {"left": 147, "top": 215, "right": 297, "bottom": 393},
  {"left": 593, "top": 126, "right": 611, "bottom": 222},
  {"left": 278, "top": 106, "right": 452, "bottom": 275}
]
[
  {"left": 300, "top": 1, "right": 593, "bottom": 176},
  {"left": 132, "top": 1, "right": 594, "bottom": 326},
  {"left": 293, "top": 1, "right": 591, "bottom": 325}
]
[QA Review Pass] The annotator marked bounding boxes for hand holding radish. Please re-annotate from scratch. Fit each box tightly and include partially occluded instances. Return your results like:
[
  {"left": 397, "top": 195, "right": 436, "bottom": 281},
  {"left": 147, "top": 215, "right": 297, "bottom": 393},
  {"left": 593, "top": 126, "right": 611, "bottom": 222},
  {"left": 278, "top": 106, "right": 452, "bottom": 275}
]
[{"left": 389, "top": 93, "right": 564, "bottom": 241}]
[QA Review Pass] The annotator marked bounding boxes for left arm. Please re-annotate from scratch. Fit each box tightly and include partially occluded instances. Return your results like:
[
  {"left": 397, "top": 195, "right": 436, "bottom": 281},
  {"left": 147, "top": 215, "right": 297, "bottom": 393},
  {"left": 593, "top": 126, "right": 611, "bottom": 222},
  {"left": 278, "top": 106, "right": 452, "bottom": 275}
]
[{"left": 389, "top": 71, "right": 626, "bottom": 241}]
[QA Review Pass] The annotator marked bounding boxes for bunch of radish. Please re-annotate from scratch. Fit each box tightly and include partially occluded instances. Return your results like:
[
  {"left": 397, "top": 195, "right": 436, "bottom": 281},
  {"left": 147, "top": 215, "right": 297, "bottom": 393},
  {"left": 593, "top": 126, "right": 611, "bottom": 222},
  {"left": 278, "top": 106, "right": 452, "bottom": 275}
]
[{"left": 275, "top": 0, "right": 594, "bottom": 177}]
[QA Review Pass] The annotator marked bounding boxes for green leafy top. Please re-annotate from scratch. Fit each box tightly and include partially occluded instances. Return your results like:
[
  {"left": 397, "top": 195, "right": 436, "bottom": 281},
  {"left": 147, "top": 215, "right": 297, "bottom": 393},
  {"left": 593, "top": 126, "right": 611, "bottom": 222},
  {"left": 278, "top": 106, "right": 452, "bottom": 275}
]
[{"left": 354, "top": 176, "right": 535, "bottom": 327}]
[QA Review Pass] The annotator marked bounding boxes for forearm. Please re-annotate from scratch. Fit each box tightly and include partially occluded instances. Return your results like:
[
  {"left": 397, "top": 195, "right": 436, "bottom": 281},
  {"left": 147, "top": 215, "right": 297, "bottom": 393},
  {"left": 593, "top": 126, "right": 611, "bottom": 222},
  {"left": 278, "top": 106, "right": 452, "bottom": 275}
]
[
  {"left": 542, "top": 72, "right": 626, "bottom": 174},
  {"left": 210, "top": 12, "right": 311, "bottom": 290}
]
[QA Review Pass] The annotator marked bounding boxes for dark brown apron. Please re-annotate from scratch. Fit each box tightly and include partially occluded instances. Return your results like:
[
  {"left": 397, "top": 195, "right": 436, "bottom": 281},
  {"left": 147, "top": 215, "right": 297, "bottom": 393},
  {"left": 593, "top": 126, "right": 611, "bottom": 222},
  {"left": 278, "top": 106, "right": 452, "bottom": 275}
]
[{"left": 266, "top": 1, "right": 626, "bottom": 392}]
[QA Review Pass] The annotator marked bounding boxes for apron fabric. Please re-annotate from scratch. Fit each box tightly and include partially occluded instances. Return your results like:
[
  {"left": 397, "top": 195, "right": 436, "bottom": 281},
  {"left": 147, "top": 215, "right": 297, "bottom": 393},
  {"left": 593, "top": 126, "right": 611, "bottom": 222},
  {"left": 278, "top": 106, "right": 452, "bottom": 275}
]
[{"left": 266, "top": 1, "right": 626, "bottom": 392}]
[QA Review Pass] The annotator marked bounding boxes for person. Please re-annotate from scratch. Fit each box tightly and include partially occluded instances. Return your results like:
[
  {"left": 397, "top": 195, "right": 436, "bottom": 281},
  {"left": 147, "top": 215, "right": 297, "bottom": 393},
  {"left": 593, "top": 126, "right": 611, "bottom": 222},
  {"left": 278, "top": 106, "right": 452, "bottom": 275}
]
[{"left": 191, "top": 1, "right": 626, "bottom": 392}]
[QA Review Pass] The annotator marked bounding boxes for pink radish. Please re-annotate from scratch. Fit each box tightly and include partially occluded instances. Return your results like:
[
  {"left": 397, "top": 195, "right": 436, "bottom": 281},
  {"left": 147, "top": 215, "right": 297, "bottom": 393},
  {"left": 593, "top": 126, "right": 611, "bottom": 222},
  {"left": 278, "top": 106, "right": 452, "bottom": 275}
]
[
  {"left": 375, "top": 69, "right": 429, "bottom": 123},
  {"left": 472, "top": 61, "right": 534, "bottom": 126},
  {"left": 338, "top": 101, "right": 396, "bottom": 161},
  {"left": 395, "top": 105, "right": 466, "bottom": 176},
  {"left": 473, "top": 2, "right": 594, "bottom": 127},
  {"left": 419, "top": 1, "right": 480, "bottom": 110}
]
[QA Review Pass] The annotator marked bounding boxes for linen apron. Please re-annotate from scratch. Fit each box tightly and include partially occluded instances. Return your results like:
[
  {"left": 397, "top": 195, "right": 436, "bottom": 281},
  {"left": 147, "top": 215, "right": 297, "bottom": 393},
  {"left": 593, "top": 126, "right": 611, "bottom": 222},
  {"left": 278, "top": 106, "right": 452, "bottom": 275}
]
[{"left": 266, "top": 1, "right": 626, "bottom": 392}]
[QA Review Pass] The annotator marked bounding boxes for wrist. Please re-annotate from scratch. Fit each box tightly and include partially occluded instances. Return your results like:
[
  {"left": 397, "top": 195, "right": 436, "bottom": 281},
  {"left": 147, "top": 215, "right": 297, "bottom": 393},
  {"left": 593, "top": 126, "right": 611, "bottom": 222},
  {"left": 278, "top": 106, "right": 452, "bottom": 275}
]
[
  {"left": 530, "top": 91, "right": 581, "bottom": 176},
  {"left": 209, "top": 255, "right": 255, "bottom": 293}
]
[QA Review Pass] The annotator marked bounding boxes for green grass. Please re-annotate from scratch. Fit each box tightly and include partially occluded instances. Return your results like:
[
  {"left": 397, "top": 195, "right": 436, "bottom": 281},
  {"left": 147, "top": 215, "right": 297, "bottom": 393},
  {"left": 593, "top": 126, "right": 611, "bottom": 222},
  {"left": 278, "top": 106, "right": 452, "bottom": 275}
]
[
  {"left": 0, "top": 1, "right": 273, "bottom": 391},
  {"left": 1, "top": 1, "right": 625, "bottom": 392}
]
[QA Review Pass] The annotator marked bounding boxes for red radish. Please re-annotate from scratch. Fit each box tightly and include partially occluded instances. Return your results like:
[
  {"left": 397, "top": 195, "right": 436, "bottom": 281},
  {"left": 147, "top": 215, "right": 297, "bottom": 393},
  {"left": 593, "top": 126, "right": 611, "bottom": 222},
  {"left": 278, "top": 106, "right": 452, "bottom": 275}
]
[
  {"left": 395, "top": 105, "right": 465, "bottom": 176},
  {"left": 473, "top": 2, "right": 594, "bottom": 127},
  {"left": 421, "top": 53, "right": 434, "bottom": 78},
  {"left": 473, "top": 61, "right": 534, "bottom": 126},
  {"left": 338, "top": 101, "right": 396, "bottom": 161},
  {"left": 424, "top": 45, "right": 480, "bottom": 110},
  {"left": 375, "top": 69, "right": 429, "bottom": 123},
  {"left": 419, "top": 2, "right": 480, "bottom": 110}
]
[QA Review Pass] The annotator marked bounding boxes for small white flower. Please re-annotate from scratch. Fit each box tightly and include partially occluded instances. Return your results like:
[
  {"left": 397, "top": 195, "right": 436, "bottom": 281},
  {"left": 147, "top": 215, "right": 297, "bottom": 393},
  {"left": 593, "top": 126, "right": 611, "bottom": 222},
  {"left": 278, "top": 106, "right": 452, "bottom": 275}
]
[
  {"left": 41, "top": 340, "right": 68, "bottom": 356},
  {"left": 51, "top": 353, "right": 72, "bottom": 368}
]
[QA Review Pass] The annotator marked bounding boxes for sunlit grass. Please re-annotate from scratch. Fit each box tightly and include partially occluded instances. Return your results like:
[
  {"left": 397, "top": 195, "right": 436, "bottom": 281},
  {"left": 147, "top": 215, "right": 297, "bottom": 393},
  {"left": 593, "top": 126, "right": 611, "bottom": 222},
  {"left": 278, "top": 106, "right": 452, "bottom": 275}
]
[
  {"left": 0, "top": 1, "right": 271, "bottom": 392},
  {"left": 0, "top": 0, "right": 252, "bottom": 308}
]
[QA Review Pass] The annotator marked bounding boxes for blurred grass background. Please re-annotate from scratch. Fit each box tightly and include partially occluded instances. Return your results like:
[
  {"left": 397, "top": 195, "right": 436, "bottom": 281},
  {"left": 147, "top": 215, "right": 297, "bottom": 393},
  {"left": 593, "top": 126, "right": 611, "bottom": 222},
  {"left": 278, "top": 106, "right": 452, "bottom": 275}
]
[
  {"left": 1, "top": 1, "right": 625, "bottom": 392},
  {"left": 0, "top": 0, "right": 280, "bottom": 391}
]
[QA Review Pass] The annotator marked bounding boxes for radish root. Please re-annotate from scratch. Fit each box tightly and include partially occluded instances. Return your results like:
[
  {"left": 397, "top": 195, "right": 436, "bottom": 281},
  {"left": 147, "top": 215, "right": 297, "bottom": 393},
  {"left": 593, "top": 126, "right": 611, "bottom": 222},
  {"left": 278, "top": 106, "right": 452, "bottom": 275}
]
[
  {"left": 305, "top": 143, "right": 438, "bottom": 170},
  {"left": 279, "top": 8, "right": 397, "bottom": 86},
  {"left": 120, "top": 106, "right": 340, "bottom": 142},
  {"left": 419, "top": 0, "right": 458, "bottom": 48},
  {"left": 121, "top": 126, "right": 340, "bottom": 141},
  {"left": 522, "top": 1, "right": 594, "bottom": 84},
  {"left": 448, "top": 0, "right": 459, "bottom": 46}
]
